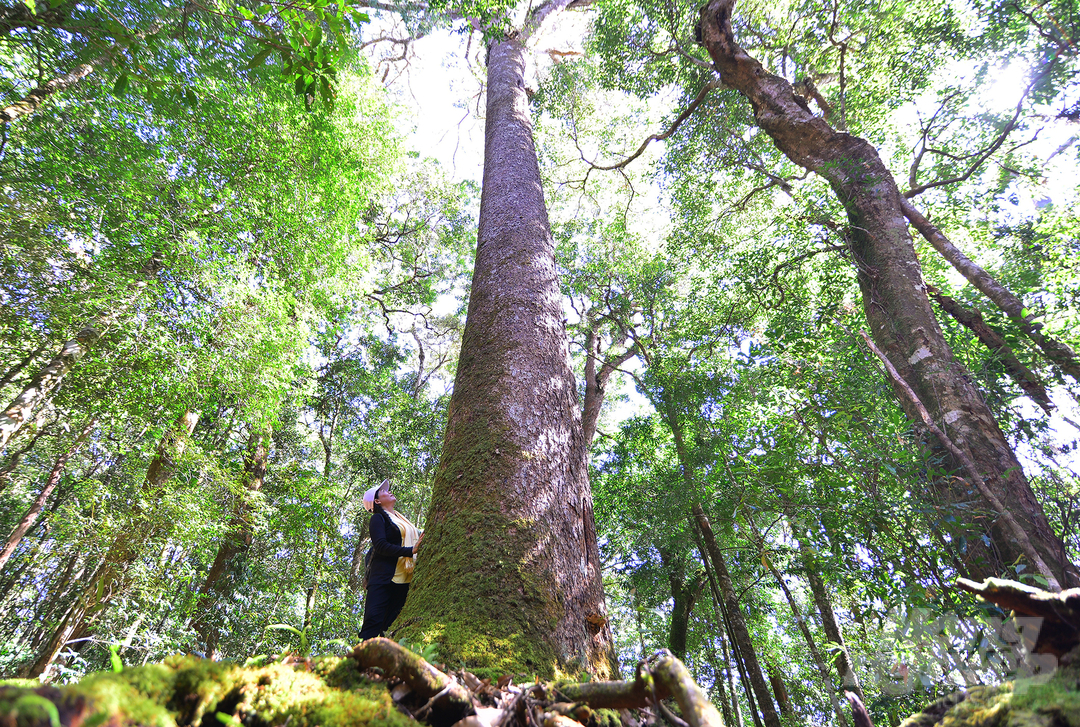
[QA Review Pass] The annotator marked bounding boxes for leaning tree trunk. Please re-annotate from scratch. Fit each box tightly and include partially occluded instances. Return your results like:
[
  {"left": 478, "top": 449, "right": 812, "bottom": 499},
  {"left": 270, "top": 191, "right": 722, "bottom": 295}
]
[
  {"left": 0, "top": 263, "right": 155, "bottom": 452},
  {"left": 396, "top": 23, "right": 615, "bottom": 677},
  {"left": 191, "top": 427, "right": 268, "bottom": 658},
  {"left": 29, "top": 410, "right": 198, "bottom": 679},
  {"left": 698, "top": 0, "right": 1078, "bottom": 588},
  {"left": 0, "top": 418, "right": 94, "bottom": 572}
]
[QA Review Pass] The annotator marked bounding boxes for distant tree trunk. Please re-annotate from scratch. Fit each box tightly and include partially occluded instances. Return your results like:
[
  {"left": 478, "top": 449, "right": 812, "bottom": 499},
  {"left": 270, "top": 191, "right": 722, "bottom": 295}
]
[
  {"left": 397, "top": 5, "right": 615, "bottom": 677},
  {"left": 692, "top": 504, "right": 781, "bottom": 727},
  {"left": 0, "top": 424, "right": 48, "bottom": 492},
  {"left": 29, "top": 410, "right": 198, "bottom": 679},
  {"left": 659, "top": 547, "right": 704, "bottom": 661},
  {"left": 0, "top": 266, "right": 155, "bottom": 452},
  {"left": 192, "top": 427, "right": 269, "bottom": 658},
  {"left": 764, "top": 662, "right": 794, "bottom": 719},
  {"left": 581, "top": 322, "right": 636, "bottom": 448},
  {"left": 0, "top": 342, "right": 47, "bottom": 391},
  {"left": 0, "top": 418, "right": 94, "bottom": 572},
  {"left": 791, "top": 532, "right": 865, "bottom": 702},
  {"left": 750, "top": 521, "right": 849, "bottom": 727},
  {"left": 699, "top": 0, "right": 1078, "bottom": 588}
]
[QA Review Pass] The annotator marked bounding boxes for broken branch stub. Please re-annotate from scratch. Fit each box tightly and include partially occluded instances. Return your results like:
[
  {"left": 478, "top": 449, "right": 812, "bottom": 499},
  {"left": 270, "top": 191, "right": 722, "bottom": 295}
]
[{"left": 352, "top": 638, "right": 473, "bottom": 720}]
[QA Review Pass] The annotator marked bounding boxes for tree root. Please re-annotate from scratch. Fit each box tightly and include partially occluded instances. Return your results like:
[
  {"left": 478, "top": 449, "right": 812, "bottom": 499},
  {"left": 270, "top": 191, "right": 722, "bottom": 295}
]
[
  {"left": 352, "top": 637, "right": 473, "bottom": 722},
  {"left": 558, "top": 652, "right": 722, "bottom": 727}
]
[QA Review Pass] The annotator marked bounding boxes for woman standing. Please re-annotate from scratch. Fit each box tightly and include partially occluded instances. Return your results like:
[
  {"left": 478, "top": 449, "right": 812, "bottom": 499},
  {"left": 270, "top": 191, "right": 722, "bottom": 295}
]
[{"left": 358, "top": 479, "right": 422, "bottom": 639}]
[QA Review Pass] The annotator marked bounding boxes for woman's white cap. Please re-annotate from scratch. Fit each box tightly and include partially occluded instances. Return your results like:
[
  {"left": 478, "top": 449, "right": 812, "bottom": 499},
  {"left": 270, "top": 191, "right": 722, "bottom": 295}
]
[{"left": 363, "top": 479, "right": 390, "bottom": 512}]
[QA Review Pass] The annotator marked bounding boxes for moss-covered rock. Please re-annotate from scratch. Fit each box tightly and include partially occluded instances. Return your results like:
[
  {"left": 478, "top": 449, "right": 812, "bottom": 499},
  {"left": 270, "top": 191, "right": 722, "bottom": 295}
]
[
  {"left": 0, "top": 655, "right": 416, "bottom": 727},
  {"left": 900, "top": 648, "right": 1080, "bottom": 727}
]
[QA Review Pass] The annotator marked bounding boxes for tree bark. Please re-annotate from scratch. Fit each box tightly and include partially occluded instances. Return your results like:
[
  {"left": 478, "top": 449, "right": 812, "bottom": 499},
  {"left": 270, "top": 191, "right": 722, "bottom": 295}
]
[
  {"left": 191, "top": 427, "right": 269, "bottom": 658},
  {"left": 0, "top": 418, "right": 94, "bottom": 572},
  {"left": 900, "top": 198, "right": 1080, "bottom": 381},
  {"left": 29, "top": 410, "right": 198, "bottom": 678},
  {"left": 698, "top": 0, "right": 1078, "bottom": 588},
  {"left": 692, "top": 503, "right": 781, "bottom": 727},
  {"left": 396, "top": 11, "right": 615, "bottom": 676}
]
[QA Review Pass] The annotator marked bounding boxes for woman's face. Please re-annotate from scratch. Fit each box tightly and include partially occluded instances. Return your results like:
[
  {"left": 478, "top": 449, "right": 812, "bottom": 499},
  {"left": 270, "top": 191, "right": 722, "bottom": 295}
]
[{"left": 376, "top": 486, "right": 396, "bottom": 510}]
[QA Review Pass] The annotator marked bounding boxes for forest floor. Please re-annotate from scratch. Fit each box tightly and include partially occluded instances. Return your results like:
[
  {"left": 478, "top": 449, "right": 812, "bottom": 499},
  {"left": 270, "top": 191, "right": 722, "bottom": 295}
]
[{"left": 2, "top": 580, "right": 1080, "bottom": 727}]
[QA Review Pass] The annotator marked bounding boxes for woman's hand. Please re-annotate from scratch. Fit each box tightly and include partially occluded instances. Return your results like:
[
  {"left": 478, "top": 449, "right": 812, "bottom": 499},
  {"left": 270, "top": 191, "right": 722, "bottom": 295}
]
[{"left": 413, "top": 532, "right": 424, "bottom": 554}]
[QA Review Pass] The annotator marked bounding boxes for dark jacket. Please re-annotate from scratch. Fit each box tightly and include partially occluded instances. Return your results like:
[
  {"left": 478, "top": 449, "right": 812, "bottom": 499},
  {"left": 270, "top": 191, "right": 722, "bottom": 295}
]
[{"left": 367, "top": 509, "right": 414, "bottom": 586}]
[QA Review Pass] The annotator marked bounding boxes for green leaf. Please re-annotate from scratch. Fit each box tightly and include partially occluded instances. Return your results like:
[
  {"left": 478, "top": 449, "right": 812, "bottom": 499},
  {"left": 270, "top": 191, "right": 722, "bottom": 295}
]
[
  {"left": 310, "top": 26, "right": 322, "bottom": 47},
  {"left": 108, "top": 643, "right": 124, "bottom": 673},
  {"left": 245, "top": 47, "right": 275, "bottom": 70},
  {"left": 111, "top": 72, "right": 129, "bottom": 97},
  {"left": 21, "top": 0, "right": 36, "bottom": 14}
]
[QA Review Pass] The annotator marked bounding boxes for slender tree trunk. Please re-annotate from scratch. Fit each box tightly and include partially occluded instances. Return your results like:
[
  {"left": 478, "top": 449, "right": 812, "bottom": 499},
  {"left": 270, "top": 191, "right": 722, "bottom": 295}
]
[
  {"left": 750, "top": 523, "right": 849, "bottom": 727},
  {"left": 191, "top": 427, "right": 268, "bottom": 657},
  {"left": 692, "top": 504, "right": 781, "bottom": 727},
  {"left": 0, "top": 267, "right": 154, "bottom": 452},
  {"left": 29, "top": 410, "right": 198, "bottom": 679},
  {"left": 698, "top": 0, "right": 1078, "bottom": 588},
  {"left": 780, "top": 501, "right": 866, "bottom": 702},
  {"left": 0, "top": 418, "right": 94, "bottom": 572},
  {"left": 581, "top": 323, "right": 635, "bottom": 448},
  {"left": 690, "top": 480, "right": 760, "bottom": 727},
  {"left": 900, "top": 198, "right": 1080, "bottom": 380},
  {"left": 396, "top": 7, "right": 614, "bottom": 677},
  {"left": 659, "top": 546, "right": 704, "bottom": 661},
  {"left": 764, "top": 662, "right": 794, "bottom": 719},
  {"left": 0, "top": 425, "right": 48, "bottom": 492}
]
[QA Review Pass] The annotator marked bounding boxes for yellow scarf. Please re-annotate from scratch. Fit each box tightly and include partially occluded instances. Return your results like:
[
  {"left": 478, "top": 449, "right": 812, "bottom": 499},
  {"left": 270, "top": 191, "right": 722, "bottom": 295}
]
[{"left": 386, "top": 510, "right": 420, "bottom": 584}]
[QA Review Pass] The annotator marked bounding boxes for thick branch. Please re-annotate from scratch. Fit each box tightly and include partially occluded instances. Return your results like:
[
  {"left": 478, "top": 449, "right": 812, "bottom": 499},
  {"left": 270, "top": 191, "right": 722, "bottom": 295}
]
[
  {"left": 901, "top": 197, "right": 1080, "bottom": 381},
  {"left": 858, "top": 330, "right": 1061, "bottom": 591}
]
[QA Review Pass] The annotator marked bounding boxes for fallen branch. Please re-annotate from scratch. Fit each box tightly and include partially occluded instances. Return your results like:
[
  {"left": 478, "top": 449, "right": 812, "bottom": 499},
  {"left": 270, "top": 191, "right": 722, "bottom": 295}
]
[{"left": 858, "top": 330, "right": 1062, "bottom": 592}]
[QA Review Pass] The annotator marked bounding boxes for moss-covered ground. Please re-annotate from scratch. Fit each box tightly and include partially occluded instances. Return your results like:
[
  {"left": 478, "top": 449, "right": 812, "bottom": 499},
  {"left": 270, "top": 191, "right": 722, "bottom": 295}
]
[{"left": 0, "top": 655, "right": 415, "bottom": 727}]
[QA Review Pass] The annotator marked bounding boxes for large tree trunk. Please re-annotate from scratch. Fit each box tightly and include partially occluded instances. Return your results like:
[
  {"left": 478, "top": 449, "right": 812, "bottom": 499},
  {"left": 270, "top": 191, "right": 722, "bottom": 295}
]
[
  {"left": 698, "top": 0, "right": 1078, "bottom": 588},
  {"left": 29, "top": 410, "right": 199, "bottom": 679},
  {"left": 396, "top": 24, "right": 615, "bottom": 677},
  {"left": 0, "top": 418, "right": 94, "bottom": 572},
  {"left": 191, "top": 428, "right": 269, "bottom": 658}
]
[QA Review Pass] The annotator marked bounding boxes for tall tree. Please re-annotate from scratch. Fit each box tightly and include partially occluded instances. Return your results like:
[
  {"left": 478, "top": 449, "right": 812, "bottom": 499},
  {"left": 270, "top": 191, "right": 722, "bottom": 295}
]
[{"left": 396, "top": 0, "right": 616, "bottom": 677}]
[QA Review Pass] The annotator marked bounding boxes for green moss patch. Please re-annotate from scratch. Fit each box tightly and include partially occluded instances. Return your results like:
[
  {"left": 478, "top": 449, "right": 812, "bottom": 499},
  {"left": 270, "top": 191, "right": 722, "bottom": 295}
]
[
  {"left": 0, "top": 655, "right": 415, "bottom": 727},
  {"left": 900, "top": 649, "right": 1080, "bottom": 727}
]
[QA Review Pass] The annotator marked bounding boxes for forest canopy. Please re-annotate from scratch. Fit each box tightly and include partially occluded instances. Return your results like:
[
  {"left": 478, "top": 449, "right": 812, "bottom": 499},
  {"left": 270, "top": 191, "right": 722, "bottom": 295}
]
[{"left": 0, "top": 0, "right": 1079, "bottom": 726}]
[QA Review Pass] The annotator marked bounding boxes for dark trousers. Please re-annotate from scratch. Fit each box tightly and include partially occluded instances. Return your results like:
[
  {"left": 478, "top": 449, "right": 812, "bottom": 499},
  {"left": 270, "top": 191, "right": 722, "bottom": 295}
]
[{"left": 359, "top": 581, "right": 409, "bottom": 640}]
